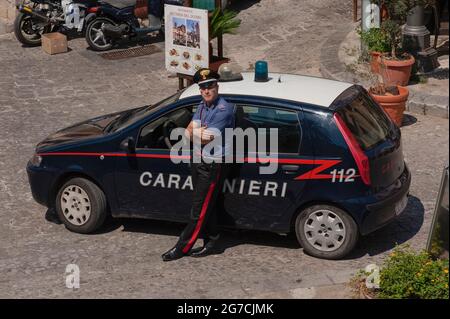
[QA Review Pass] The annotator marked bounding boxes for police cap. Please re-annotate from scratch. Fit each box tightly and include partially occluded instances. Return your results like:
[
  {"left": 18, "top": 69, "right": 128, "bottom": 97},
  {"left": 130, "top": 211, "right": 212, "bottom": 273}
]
[{"left": 193, "top": 68, "right": 220, "bottom": 87}]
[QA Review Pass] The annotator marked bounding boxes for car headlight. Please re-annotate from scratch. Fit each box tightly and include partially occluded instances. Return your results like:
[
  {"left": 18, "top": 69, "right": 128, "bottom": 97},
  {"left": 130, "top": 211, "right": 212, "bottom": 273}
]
[{"left": 30, "top": 154, "right": 42, "bottom": 167}]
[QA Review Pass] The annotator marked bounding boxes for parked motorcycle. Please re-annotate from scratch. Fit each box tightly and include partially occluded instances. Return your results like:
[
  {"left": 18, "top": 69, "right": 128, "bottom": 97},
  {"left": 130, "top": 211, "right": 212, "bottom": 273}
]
[
  {"left": 14, "top": 0, "right": 98, "bottom": 46},
  {"left": 84, "top": 0, "right": 183, "bottom": 51}
]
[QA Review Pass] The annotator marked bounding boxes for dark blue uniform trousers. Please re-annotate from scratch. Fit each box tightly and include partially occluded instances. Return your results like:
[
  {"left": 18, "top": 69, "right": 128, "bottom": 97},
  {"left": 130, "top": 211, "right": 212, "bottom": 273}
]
[{"left": 175, "top": 162, "right": 230, "bottom": 254}]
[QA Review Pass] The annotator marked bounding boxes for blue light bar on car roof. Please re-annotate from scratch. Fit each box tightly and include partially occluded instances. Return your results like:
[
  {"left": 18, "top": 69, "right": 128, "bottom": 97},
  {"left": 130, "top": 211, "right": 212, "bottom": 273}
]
[{"left": 254, "top": 60, "right": 269, "bottom": 82}]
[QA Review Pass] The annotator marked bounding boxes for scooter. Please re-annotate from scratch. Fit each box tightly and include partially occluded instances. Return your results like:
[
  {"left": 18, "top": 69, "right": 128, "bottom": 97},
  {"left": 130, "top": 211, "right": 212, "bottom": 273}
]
[{"left": 84, "top": 0, "right": 183, "bottom": 51}]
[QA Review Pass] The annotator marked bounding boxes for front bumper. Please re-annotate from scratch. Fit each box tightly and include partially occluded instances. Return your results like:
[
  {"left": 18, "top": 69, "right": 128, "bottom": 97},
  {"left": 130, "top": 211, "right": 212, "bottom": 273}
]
[
  {"left": 26, "top": 161, "right": 56, "bottom": 207},
  {"left": 359, "top": 165, "right": 412, "bottom": 235}
]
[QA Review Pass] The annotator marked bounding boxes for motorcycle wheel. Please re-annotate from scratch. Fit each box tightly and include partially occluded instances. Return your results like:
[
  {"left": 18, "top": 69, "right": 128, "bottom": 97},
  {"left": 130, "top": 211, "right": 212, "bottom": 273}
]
[
  {"left": 85, "top": 17, "right": 116, "bottom": 51},
  {"left": 13, "top": 12, "right": 51, "bottom": 46}
]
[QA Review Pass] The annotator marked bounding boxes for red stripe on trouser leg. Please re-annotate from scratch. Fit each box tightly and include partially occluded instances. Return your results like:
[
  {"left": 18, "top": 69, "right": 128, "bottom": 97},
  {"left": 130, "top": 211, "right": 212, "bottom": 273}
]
[{"left": 182, "top": 181, "right": 217, "bottom": 254}]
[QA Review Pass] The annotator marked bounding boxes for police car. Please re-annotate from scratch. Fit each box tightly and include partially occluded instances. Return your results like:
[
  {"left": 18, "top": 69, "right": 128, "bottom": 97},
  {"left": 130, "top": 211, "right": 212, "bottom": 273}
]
[{"left": 27, "top": 69, "right": 411, "bottom": 259}]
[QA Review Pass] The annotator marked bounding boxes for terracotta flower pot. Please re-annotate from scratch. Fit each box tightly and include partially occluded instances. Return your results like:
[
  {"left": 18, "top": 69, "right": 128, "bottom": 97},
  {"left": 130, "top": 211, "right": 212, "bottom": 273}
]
[
  {"left": 370, "top": 86, "right": 409, "bottom": 127},
  {"left": 379, "top": 55, "right": 415, "bottom": 87},
  {"left": 369, "top": 51, "right": 382, "bottom": 74}
]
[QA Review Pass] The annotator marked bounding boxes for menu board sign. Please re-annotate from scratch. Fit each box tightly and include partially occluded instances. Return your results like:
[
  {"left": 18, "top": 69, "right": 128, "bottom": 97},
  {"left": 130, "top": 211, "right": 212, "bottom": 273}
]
[{"left": 164, "top": 5, "right": 209, "bottom": 76}]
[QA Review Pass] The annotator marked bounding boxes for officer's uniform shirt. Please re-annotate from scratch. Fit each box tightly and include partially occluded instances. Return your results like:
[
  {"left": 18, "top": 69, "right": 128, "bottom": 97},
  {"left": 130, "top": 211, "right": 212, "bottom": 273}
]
[{"left": 192, "top": 96, "right": 235, "bottom": 160}]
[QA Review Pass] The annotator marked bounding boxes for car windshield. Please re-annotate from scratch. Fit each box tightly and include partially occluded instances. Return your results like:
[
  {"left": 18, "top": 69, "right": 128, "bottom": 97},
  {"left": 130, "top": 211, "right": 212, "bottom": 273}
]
[{"left": 105, "top": 91, "right": 183, "bottom": 133}]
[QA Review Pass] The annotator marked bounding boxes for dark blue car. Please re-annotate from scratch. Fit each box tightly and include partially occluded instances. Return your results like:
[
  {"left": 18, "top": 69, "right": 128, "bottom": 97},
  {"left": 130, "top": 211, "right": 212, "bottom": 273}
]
[{"left": 27, "top": 72, "right": 411, "bottom": 259}]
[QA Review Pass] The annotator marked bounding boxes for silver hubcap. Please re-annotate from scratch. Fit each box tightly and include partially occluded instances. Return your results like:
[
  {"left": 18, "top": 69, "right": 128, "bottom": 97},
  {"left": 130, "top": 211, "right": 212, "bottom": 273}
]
[
  {"left": 304, "top": 210, "right": 346, "bottom": 252},
  {"left": 60, "top": 185, "right": 91, "bottom": 226},
  {"left": 90, "top": 22, "right": 110, "bottom": 48}
]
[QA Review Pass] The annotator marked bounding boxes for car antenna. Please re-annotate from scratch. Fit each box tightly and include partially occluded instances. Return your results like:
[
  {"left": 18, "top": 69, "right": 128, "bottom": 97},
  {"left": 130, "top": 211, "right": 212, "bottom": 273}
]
[{"left": 278, "top": 75, "right": 282, "bottom": 83}]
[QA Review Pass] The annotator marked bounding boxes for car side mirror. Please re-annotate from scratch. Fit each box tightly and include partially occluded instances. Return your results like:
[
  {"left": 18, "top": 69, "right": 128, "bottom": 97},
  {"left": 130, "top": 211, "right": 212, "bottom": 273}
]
[{"left": 120, "top": 136, "right": 136, "bottom": 153}]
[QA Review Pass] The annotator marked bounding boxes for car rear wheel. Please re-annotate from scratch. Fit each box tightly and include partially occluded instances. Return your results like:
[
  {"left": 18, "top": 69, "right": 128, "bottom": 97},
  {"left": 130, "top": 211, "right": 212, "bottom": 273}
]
[
  {"left": 295, "top": 205, "right": 358, "bottom": 259},
  {"left": 56, "top": 177, "right": 107, "bottom": 234}
]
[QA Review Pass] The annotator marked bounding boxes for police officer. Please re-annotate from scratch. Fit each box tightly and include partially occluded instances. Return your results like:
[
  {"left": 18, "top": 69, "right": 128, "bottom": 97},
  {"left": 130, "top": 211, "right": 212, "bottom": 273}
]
[{"left": 161, "top": 68, "right": 235, "bottom": 261}]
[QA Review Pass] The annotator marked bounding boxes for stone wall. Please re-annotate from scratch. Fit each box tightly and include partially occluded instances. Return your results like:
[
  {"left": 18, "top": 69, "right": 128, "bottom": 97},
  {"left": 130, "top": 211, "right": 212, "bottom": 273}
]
[{"left": 0, "top": 0, "right": 18, "bottom": 34}]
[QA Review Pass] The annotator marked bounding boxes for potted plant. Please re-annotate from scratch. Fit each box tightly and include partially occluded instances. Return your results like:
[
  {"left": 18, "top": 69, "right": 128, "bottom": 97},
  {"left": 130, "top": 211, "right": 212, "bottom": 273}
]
[
  {"left": 358, "top": 27, "right": 391, "bottom": 74},
  {"left": 208, "top": 7, "right": 241, "bottom": 72},
  {"left": 370, "top": 0, "right": 432, "bottom": 86},
  {"left": 369, "top": 76, "right": 409, "bottom": 126}
]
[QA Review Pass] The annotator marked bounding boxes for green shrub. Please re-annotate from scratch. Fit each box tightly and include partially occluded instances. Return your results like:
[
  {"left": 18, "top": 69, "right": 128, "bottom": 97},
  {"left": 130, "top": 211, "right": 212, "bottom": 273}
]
[
  {"left": 358, "top": 27, "right": 391, "bottom": 53},
  {"left": 379, "top": 246, "right": 449, "bottom": 299}
]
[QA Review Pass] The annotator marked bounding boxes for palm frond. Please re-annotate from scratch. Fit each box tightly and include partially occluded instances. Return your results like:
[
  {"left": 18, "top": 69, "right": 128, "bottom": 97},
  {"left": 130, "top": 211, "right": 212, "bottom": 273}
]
[{"left": 210, "top": 8, "right": 241, "bottom": 39}]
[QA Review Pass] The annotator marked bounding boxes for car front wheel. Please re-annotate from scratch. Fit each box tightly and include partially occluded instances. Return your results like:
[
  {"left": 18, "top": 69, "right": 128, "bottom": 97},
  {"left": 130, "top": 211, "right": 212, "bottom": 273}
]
[
  {"left": 295, "top": 204, "right": 359, "bottom": 259},
  {"left": 56, "top": 177, "right": 107, "bottom": 234}
]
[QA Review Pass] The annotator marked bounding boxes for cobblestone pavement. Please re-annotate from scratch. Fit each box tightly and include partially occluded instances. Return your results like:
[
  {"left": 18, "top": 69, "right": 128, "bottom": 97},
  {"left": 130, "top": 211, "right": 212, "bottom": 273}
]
[{"left": 0, "top": 0, "right": 449, "bottom": 298}]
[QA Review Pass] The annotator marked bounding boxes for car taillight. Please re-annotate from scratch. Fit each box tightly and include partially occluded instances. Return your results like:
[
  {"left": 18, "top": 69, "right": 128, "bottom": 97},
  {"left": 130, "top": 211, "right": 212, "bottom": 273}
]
[
  {"left": 334, "top": 113, "right": 371, "bottom": 186},
  {"left": 88, "top": 7, "right": 99, "bottom": 13}
]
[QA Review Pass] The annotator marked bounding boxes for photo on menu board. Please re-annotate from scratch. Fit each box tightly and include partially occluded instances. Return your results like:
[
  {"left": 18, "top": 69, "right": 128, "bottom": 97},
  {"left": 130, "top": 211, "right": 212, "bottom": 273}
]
[
  {"left": 172, "top": 17, "right": 187, "bottom": 46},
  {"left": 186, "top": 19, "right": 201, "bottom": 49}
]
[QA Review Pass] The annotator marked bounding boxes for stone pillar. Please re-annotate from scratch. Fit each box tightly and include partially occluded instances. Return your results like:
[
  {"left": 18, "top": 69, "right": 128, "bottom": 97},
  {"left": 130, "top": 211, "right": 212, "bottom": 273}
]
[
  {"left": 0, "top": 0, "right": 18, "bottom": 35},
  {"left": 403, "top": 5, "right": 440, "bottom": 73}
]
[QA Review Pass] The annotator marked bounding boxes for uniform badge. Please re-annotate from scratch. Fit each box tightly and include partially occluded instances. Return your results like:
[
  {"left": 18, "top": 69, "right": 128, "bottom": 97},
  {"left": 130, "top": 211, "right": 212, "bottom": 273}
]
[{"left": 200, "top": 69, "right": 210, "bottom": 81}]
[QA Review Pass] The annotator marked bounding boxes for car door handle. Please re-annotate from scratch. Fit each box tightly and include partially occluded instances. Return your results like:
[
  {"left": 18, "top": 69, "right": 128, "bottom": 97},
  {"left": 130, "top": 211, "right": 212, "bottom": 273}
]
[{"left": 281, "top": 165, "right": 300, "bottom": 173}]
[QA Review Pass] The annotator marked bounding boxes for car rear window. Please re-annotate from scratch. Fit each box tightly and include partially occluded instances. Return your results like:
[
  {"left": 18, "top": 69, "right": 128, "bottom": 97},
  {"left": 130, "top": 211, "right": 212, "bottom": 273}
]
[{"left": 337, "top": 93, "right": 392, "bottom": 151}]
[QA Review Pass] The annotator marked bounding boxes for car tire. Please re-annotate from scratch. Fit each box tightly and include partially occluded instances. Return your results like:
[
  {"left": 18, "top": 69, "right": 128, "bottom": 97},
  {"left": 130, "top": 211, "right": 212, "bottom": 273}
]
[
  {"left": 295, "top": 204, "right": 359, "bottom": 260},
  {"left": 56, "top": 177, "right": 107, "bottom": 234}
]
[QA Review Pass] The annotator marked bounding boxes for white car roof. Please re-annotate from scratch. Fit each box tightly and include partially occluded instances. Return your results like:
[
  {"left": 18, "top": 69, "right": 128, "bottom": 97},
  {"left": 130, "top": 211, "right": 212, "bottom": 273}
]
[{"left": 179, "top": 72, "right": 354, "bottom": 108}]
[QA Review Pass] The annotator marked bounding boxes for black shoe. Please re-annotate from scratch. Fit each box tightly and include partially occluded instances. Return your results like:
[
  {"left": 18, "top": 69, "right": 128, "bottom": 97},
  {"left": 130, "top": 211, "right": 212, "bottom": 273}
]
[
  {"left": 190, "top": 238, "right": 220, "bottom": 258},
  {"left": 161, "top": 247, "right": 184, "bottom": 262}
]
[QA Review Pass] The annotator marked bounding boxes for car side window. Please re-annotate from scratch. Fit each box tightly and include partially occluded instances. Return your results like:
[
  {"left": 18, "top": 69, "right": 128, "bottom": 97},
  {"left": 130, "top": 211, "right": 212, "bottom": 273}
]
[
  {"left": 235, "top": 105, "right": 301, "bottom": 154},
  {"left": 137, "top": 105, "right": 195, "bottom": 150}
]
